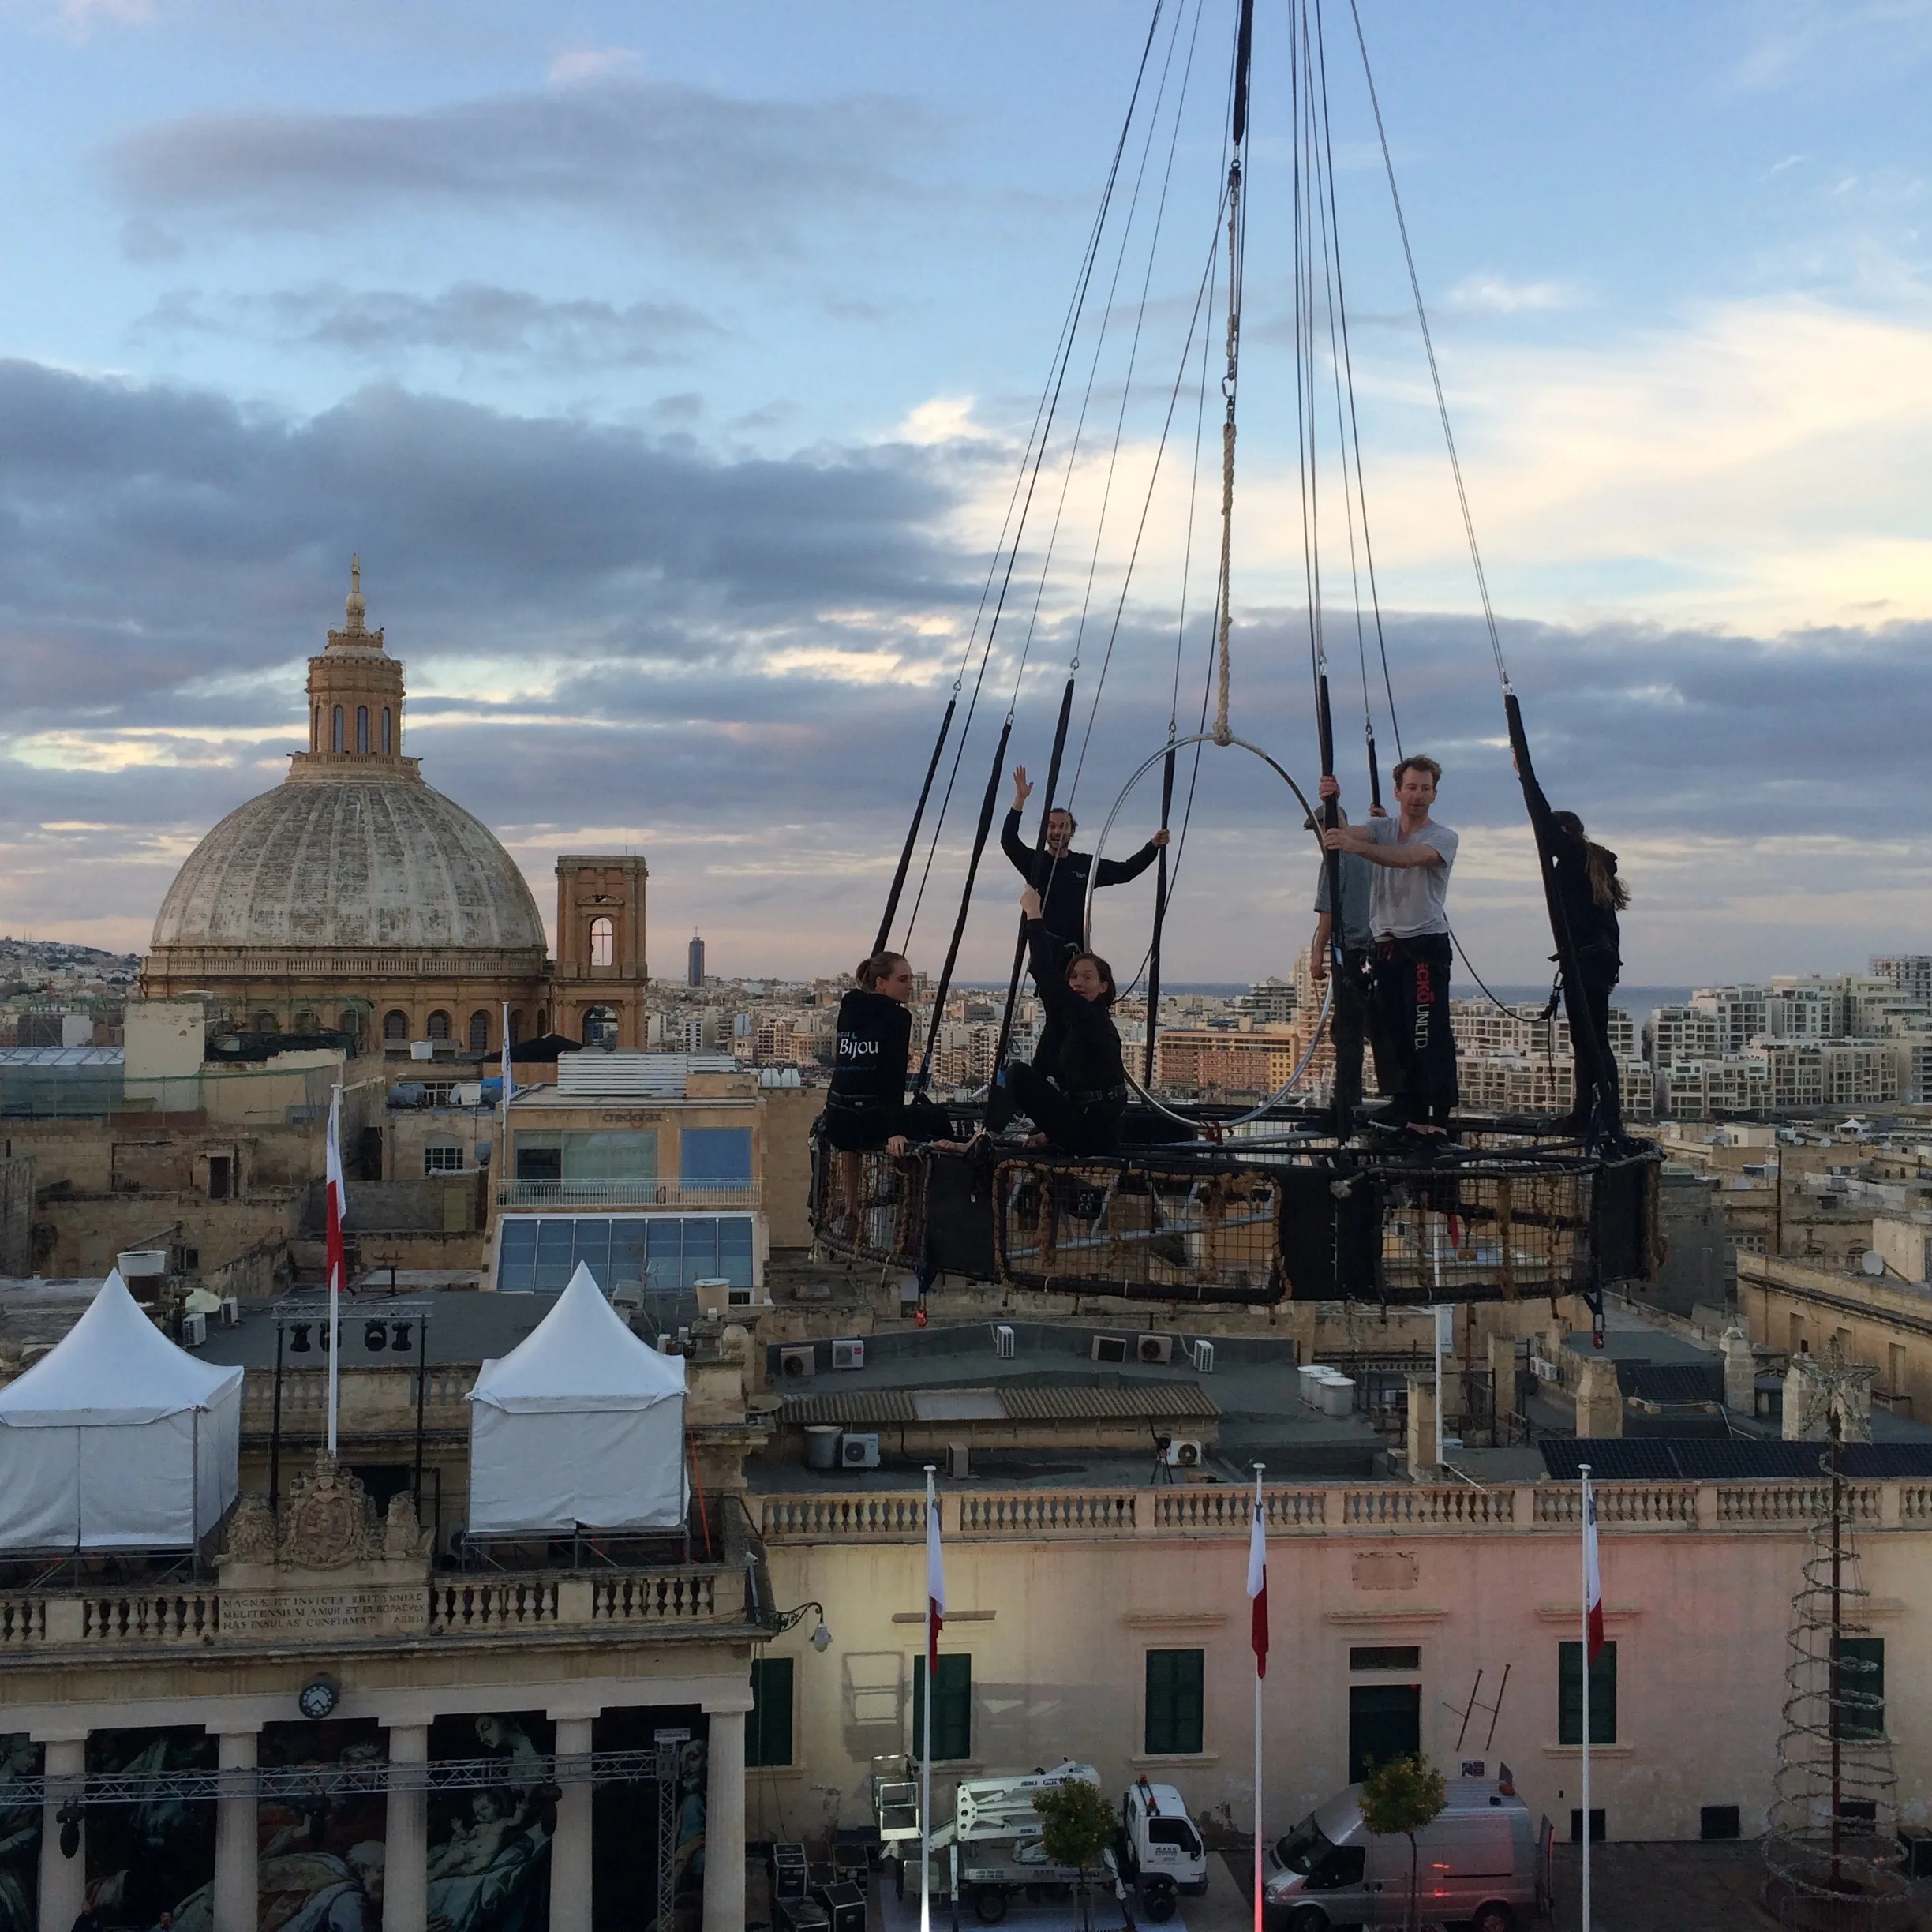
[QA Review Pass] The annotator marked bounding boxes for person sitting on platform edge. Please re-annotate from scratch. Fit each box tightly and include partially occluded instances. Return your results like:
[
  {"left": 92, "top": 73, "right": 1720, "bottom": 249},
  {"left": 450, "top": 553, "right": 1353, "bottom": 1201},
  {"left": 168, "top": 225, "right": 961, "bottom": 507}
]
[
  {"left": 821, "top": 952, "right": 953, "bottom": 1226},
  {"left": 982, "top": 886, "right": 1129, "bottom": 1155},
  {"left": 1320, "top": 755, "right": 1459, "bottom": 1137},
  {"left": 1515, "top": 753, "right": 1627, "bottom": 1136}
]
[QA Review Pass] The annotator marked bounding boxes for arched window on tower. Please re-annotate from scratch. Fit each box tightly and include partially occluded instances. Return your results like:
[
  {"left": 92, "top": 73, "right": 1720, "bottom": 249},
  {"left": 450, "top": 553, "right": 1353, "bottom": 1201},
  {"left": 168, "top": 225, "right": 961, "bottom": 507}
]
[
  {"left": 583, "top": 1005, "right": 618, "bottom": 1049},
  {"left": 331, "top": 706, "right": 345, "bottom": 753},
  {"left": 356, "top": 706, "right": 369, "bottom": 754},
  {"left": 382, "top": 1009, "right": 409, "bottom": 1044},
  {"left": 468, "top": 1010, "right": 490, "bottom": 1054},
  {"left": 536, "top": 1007, "right": 549, "bottom": 1036},
  {"left": 427, "top": 1010, "right": 452, "bottom": 1042},
  {"left": 313, "top": 706, "right": 322, "bottom": 751},
  {"left": 381, "top": 708, "right": 393, "bottom": 754},
  {"left": 508, "top": 1009, "right": 523, "bottom": 1047},
  {"left": 589, "top": 916, "right": 614, "bottom": 970}
]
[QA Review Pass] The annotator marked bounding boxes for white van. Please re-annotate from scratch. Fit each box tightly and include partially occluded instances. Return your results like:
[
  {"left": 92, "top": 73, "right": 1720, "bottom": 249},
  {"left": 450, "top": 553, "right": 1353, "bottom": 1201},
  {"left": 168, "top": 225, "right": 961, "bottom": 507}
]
[{"left": 1262, "top": 1776, "right": 1547, "bottom": 1931}]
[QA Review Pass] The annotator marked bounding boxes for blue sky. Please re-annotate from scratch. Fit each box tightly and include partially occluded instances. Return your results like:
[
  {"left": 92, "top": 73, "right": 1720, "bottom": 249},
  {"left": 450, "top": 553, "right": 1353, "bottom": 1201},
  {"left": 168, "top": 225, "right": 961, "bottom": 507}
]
[{"left": 2, "top": 0, "right": 1930, "bottom": 985}]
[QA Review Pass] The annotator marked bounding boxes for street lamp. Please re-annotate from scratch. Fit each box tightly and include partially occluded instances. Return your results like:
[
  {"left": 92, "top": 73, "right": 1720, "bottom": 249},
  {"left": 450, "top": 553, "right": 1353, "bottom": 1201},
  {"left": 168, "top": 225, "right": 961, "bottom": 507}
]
[{"left": 770, "top": 1599, "right": 833, "bottom": 1652}]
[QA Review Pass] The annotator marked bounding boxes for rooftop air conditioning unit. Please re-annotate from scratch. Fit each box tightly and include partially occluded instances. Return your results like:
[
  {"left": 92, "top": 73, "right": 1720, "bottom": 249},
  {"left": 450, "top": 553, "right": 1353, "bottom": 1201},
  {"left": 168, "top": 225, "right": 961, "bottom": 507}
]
[
  {"left": 181, "top": 1312, "right": 208, "bottom": 1348},
  {"left": 1163, "top": 1438, "right": 1204, "bottom": 1468},
  {"left": 994, "top": 1324, "right": 1016, "bottom": 1359},
  {"left": 726, "top": 1286, "right": 756, "bottom": 1309},
  {"left": 778, "top": 1346, "right": 817, "bottom": 1380},
  {"left": 1091, "top": 1335, "right": 1129, "bottom": 1365},
  {"left": 220, "top": 1297, "right": 242, "bottom": 1328},
  {"left": 832, "top": 1339, "right": 866, "bottom": 1371},
  {"left": 840, "top": 1432, "right": 882, "bottom": 1470},
  {"left": 1189, "top": 1339, "right": 1215, "bottom": 1373},
  {"left": 1137, "top": 1334, "right": 1174, "bottom": 1365}
]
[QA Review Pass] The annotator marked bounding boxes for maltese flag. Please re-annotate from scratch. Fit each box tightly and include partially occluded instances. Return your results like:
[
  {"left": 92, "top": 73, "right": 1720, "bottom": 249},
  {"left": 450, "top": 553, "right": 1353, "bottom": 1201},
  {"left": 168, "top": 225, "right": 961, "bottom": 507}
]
[
  {"left": 1584, "top": 1481, "right": 1604, "bottom": 1662},
  {"left": 1247, "top": 1485, "right": 1269, "bottom": 1678},
  {"left": 324, "top": 1086, "right": 346, "bottom": 1305},
  {"left": 926, "top": 1493, "right": 946, "bottom": 1674}
]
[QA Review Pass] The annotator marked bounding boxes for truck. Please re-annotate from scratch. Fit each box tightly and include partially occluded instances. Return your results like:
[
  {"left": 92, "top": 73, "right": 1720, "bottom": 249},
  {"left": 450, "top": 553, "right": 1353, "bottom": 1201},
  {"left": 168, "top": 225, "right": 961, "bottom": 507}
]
[
  {"left": 875, "top": 1759, "right": 1210, "bottom": 1925},
  {"left": 1116, "top": 1774, "right": 1211, "bottom": 1922}
]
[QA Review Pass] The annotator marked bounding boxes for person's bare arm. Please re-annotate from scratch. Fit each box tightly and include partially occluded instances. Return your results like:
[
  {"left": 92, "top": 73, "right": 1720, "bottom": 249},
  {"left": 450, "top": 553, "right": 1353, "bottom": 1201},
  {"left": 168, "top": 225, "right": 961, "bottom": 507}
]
[
  {"left": 1323, "top": 825, "right": 1441, "bottom": 867},
  {"left": 1311, "top": 912, "right": 1333, "bottom": 982}
]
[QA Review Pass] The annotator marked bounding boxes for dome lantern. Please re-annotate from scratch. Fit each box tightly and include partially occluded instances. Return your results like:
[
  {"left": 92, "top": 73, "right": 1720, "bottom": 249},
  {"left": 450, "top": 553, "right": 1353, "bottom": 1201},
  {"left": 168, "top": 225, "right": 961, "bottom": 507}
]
[{"left": 299, "top": 557, "right": 408, "bottom": 771}]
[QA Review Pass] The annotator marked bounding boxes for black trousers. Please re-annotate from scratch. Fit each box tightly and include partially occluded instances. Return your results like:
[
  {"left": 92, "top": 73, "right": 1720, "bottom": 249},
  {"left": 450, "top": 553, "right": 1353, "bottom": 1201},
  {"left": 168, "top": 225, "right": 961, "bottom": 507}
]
[
  {"left": 998, "top": 1061, "right": 1123, "bottom": 1157},
  {"left": 1372, "top": 933, "right": 1458, "bottom": 1129},
  {"left": 1329, "top": 945, "right": 1395, "bottom": 1126},
  {"left": 1562, "top": 957, "right": 1622, "bottom": 1125}
]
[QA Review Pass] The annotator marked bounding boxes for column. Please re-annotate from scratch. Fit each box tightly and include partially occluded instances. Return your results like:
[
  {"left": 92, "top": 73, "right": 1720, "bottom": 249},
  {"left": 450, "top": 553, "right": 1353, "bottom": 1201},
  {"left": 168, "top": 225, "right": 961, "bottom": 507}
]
[
  {"left": 701, "top": 1709, "right": 747, "bottom": 1932},
  {"left": 384, "top": 1723, "right": 429, "bottom": 1932},
  {"left": 549, "top": 1717, "right": 594, "bottom": 1932},
  {"left": 36, "top": 1736, "right": 85, "bottom": 1932},
  {"left": 212, "top": 1728, "right": 258, "bottom": 1932}
]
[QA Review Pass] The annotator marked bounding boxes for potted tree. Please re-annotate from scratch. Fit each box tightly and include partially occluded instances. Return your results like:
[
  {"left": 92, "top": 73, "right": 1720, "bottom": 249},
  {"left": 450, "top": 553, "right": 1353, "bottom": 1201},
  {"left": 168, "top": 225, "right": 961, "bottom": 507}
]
[
  {"left": 1359, "top": 1754, "right": 1448, "bottom": 1932},
  {"left": 1033, "top": 1780, "right": 1119, "bottom": 1932}
]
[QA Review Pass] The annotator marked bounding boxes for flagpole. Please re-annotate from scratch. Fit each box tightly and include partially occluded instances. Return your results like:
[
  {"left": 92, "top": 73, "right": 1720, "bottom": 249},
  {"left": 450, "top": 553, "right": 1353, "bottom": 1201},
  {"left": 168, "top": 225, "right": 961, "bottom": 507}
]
[
  {"left": 922, "top": 1462, "right": 938, "bottom": 1932},
  {"left": 1580, "top": 1461, "right": 1592, "bottom": 1932},
  {"left": 1252, "top": 1461, "right": 1266, "bottom": 1932},
  {"left": 325, "top": 1082, "right": 342, "bottom": 1459}
]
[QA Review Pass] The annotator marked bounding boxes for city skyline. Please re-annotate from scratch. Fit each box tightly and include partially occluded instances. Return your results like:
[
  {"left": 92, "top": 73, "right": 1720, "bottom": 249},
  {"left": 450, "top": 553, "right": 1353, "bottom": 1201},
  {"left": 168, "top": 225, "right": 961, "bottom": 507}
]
[{"left": 0, "top": 2, "right": 1929, "bottom": 980}]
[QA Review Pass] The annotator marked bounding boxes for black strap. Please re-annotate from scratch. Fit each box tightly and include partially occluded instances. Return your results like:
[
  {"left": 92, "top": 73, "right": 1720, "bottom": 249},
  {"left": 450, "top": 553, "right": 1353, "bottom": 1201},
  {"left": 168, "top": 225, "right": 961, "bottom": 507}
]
[
  {"left": 916, "top": 717, "right": 1013, "bottom": 1095},
  {"left": 1316, "top": 671, "right": 1351, "bottom": 1137},
  {"left": 1142, "top": 742, "right": 1178, "bottom": 1085},
  {"left": 873, "top": 696, "right": 955, "bottom": 957},
  {"left": 1231, "top": 0, "right": 1257, "bottom": 144},
  {"left": 991, "top": 676, "right": 1076, "bottom": 1078}
]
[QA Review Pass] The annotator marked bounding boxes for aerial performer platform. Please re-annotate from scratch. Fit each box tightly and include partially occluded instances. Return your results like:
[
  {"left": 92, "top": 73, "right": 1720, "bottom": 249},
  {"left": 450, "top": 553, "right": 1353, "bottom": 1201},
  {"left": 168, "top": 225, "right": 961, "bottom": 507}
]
[{"left": 812, "top": 0, "right": 1664, "bottom": 1314}]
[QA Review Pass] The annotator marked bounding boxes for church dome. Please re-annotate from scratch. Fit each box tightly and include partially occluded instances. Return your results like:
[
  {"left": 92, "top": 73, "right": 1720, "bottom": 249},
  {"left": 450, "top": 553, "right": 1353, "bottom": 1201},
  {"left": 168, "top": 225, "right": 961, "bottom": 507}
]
[{"left": 150, "top": 773, "right": 547, "bottom": 956}]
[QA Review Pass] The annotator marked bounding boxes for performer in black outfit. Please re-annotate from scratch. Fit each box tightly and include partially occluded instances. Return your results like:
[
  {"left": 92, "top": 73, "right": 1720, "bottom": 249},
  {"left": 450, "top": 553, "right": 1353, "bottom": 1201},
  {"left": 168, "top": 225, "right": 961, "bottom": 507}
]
[
  {"left": 983, "top": 887, "right": 1129, "bottom": 1156},
  {"left": 1002, "top": 763, "right": 1166, "bottom": 1076},
  {"left": 1517, "top": 758, "right": 1627, "bottom": 1134},
  {"left": 821, "top": 952, "right": 950, "bottom": 1224}
]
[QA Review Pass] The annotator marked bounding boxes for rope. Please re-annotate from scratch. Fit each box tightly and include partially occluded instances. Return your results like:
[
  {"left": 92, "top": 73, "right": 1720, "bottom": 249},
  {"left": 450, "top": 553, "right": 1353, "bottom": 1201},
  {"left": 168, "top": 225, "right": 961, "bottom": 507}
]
[
  {"left": 1212, "top": 157, "right": 1244, "bottom": 746},
  {"left": 1347, "top": 0, "right": 1510, "bottom": 691}
]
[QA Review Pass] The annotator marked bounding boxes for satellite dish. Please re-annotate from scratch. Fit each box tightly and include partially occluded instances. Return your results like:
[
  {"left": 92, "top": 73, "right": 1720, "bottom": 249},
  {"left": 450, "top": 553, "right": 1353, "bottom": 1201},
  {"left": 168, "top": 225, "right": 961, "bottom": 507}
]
[{"left": 1860, "top": 1251, "right": 1885, "bottom": 1279}]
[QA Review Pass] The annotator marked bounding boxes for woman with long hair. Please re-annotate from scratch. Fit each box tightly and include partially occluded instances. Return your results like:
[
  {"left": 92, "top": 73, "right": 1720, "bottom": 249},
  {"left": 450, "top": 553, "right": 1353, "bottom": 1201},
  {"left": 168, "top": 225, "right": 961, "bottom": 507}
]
[
  {"left": 821, "top": 950, "right": 950, "bottom": 1224},
  {"left": 983, "top": 886, "right": 1129, "bottom": 1155},
  {"left": 1518, "top": 761, "right": 1627, "bottom": 1134}
]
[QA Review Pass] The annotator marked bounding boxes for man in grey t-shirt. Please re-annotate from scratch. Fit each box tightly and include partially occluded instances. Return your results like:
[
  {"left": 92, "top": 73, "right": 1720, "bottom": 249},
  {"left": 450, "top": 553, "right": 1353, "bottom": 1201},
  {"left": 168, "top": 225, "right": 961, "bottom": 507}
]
[{"left": 1320, "top": 756, "right": 1459, "bottom": 1133}]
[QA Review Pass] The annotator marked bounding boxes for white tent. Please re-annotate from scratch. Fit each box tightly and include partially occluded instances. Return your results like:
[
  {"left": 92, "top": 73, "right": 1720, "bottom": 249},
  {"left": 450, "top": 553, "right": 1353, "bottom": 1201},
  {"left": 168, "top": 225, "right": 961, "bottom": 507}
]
[
  {"left": 466, "top": 1261, "right": 688, "bottom": 1535},
  {"left": 0, "top": 1271, "right": 245, "bottom": 1550}
]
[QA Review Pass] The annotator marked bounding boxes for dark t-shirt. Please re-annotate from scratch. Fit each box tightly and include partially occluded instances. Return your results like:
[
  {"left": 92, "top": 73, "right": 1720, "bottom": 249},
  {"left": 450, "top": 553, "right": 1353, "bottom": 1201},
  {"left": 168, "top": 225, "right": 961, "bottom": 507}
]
[
  {"left": 828, "top": 990, "right": 912, "bottom": 1128},
  {"left": 1001, "top": 809, "right": 1159, "bottom": 940}
]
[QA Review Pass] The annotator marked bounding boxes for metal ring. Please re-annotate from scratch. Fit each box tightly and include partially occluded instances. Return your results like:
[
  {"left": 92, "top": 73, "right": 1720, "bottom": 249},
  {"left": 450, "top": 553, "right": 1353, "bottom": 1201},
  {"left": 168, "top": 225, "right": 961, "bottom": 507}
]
[{"left": 1083, "top": 733, "right": 1335, "bottom": 1133}]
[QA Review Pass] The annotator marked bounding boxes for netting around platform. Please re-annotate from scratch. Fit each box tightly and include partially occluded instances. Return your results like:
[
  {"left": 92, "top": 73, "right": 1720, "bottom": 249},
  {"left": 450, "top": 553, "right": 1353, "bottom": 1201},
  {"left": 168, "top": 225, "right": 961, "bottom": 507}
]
[{"left": 811, "top": 1130, "right": 1661, "bottom": 1306}]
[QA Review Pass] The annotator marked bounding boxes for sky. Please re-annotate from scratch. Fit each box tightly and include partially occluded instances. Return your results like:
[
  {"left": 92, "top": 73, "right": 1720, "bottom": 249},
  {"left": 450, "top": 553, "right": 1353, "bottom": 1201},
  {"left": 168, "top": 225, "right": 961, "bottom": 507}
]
[{"left": 1, "top": 0, "right": 1930, "bottom": 987}]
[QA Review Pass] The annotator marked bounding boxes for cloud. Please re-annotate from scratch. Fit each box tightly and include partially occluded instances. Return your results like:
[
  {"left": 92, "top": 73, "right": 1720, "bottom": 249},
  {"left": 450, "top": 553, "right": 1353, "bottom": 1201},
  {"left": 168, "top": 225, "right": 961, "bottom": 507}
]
[
  {"left": 547, "top": 47, "right": 643, "bottom": 88},
  {"left": 140, "top": 282, "right": 721, "bottom": 369},
  {"left": 0, "top": 354, "right": 1927, "bottom": 983},
  {"left": 1446, "top": 274, "right": 1579, "bottom": 315},
  {"left": 104, "top": 77, "right": 934, "bottom": 259}
]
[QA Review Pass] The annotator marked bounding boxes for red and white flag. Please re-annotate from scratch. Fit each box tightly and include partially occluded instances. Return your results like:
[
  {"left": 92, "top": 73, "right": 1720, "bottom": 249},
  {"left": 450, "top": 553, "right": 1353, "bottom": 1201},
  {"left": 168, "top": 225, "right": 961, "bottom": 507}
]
[
  {"left": 1583, "top": 1479, "right": 1604, "bottom": 1662},
  {"left": 926, "top": 1491, "right": 946, "bottom": 1674},
  {"left": 1247, "top": 1482, "right": 1269, "bottom": 1678}
]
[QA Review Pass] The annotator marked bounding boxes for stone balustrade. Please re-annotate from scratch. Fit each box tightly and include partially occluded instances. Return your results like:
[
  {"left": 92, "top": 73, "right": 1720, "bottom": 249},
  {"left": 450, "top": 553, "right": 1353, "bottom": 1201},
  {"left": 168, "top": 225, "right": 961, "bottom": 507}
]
[
  {"left": 0, "top": 1563, "right": 745, "bottom": 1650},
  {"left": 755, "top": 1477, "right": 1927, "bottom": 1544}
]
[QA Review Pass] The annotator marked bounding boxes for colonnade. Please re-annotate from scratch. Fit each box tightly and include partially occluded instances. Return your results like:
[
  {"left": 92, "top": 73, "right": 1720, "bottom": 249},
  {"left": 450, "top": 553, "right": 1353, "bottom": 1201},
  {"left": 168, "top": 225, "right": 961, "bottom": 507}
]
[{"left": 28, "top": 1705, "right": 747, "bottom": 1932}]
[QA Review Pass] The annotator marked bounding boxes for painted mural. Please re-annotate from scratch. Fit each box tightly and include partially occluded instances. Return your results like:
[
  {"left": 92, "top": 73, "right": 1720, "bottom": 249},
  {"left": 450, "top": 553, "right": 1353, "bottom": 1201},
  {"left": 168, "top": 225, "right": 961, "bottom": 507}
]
[
  {"left": 0, "top": 1736, "right": 40, "bottom": 1932},
  {"left": 84, "top": 1728, "right": 215, "bottom": 1926},
  {"left": 590, "top": 1708, "right": 706, "bottom": 1932},
  {"left": 256, "top": 1718, "right": 388, "bottom": 1932},
  {"left": 425, "top": 1713, "right": 554, "bottom": 1932}
]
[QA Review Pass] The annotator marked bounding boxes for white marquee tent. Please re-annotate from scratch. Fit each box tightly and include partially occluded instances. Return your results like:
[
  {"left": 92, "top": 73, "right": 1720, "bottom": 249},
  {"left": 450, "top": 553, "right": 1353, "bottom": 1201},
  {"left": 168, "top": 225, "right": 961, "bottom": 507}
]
[
  {"left": 0, "top": 1270, "right": 245, "bottom": 1550},
  {"left": 466, "top": 1261, "right": 688, "bottom": 1535}
]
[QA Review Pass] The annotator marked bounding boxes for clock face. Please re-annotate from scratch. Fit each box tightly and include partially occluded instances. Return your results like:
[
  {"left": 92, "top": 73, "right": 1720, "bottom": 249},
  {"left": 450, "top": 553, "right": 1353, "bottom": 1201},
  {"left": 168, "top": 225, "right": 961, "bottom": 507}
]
[{"left": 298, "top": 1678, "right": 338, "bottom": 1720}]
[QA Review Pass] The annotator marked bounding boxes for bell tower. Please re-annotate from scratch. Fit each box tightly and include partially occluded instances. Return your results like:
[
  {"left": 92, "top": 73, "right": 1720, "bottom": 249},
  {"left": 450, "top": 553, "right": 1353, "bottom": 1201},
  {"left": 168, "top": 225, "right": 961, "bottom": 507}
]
[
  {"left": 290, "top": 557, "right": 417, "bottom": 779},
  {"left": 555, "top": 855, "right": 650, "bottom": 1048}
]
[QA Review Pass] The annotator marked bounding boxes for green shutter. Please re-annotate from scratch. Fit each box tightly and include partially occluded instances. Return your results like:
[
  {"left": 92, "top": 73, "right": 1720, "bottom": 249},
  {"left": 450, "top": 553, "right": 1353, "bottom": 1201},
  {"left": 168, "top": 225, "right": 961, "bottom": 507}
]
[
  {"left": 1840, "top": 1637, "right": 1885, "bottom": 1741},
  {"left": 1558, "top": 1642, "right": 1617, "bottom": 1746},
  {"left": 913, "top": 1655, "right": 972, "bottom": 1762},
  {"left": 748, "top": 1656, "right": 794, "bottom": 1768},
  {"left": 1144, "top": 1649, "right": 1206, "bottom": 1756}
]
